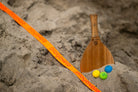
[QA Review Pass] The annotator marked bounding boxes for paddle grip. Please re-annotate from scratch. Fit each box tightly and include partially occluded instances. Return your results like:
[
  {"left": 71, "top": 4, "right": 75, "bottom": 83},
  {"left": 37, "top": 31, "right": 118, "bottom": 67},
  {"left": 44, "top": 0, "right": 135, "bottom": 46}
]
[{"left": 90, "top": 14, "right": 99, "bottom": 38}]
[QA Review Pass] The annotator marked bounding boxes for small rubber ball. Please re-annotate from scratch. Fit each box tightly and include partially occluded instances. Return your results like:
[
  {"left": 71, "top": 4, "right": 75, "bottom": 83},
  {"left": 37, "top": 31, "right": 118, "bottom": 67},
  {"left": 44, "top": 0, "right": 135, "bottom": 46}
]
[
  {"left": 92, "top": 70, "right": 100, "bottom": 78},
  {"left": 104, "top": 65, "right": 113, "bottom": 73},
  {"left": 100, "top": 72, "right": 108, "bottom": 80}
]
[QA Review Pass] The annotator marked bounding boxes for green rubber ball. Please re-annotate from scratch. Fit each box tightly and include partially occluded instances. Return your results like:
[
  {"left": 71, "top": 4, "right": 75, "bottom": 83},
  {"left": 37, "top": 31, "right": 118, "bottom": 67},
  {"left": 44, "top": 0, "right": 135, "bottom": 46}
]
[{"left": 100, "top": 72, "right": 108, "bottom": 80}]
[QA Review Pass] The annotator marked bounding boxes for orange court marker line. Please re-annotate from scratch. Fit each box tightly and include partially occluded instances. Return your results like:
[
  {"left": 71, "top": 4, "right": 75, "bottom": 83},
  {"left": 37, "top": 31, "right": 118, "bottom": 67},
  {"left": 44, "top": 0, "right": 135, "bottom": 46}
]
[{"left": 0, "top": 2, "right": 101, "bottom": 92}]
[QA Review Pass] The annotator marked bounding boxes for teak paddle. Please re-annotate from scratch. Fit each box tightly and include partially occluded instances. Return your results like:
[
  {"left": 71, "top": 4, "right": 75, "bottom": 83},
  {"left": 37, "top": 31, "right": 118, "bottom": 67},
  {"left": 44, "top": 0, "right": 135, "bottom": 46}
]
[{"left": 80, "top": 14, "right": 114, "bottom": 72}]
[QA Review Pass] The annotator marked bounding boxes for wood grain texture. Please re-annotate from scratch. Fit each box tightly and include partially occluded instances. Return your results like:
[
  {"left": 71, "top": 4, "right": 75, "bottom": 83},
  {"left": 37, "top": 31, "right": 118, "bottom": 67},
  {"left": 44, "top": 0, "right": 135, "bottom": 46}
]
[
  {"left": 80, "top": 15, "right": 114, "bottom": 72},
  {"left": 90, "top": 15, "right": 99, "bottom": 37}
]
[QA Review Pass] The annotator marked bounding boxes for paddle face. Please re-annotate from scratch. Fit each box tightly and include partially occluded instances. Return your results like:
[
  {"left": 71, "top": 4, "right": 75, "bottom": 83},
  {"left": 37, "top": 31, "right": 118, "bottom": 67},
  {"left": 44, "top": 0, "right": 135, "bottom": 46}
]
[{"left": 80, "top": 37, "right": 114, "bottom": 72}]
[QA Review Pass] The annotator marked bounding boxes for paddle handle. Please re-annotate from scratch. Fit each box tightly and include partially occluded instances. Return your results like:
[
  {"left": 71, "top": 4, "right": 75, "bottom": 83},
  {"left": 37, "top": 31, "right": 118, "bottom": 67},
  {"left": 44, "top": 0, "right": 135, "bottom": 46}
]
[{"left": 90, "top": 15, "right": 99, "bottom": 37}]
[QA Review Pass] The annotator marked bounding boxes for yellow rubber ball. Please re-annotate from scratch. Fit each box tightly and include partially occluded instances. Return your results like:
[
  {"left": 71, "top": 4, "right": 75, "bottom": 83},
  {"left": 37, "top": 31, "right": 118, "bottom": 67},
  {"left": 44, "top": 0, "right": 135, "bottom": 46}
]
[{"left": 92, "top": 70, "right": 100, "bottom": 78}]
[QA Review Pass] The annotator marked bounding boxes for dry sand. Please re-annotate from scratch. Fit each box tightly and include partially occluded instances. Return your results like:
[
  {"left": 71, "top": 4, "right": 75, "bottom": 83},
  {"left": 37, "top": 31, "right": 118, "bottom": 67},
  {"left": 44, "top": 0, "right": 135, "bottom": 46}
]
[{"left": 0, "top": 0, "right": 138, "bottom": 92}]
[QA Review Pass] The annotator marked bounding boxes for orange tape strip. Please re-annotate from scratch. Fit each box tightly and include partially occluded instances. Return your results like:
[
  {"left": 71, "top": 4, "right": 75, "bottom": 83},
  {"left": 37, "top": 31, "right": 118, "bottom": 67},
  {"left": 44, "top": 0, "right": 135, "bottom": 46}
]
[{"left": 0, "top": 2, "right": 101, "bottom": 92}]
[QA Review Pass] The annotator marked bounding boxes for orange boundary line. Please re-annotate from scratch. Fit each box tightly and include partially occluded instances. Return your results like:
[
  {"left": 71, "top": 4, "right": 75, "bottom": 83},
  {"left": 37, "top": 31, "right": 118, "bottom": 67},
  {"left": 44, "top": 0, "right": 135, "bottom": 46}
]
[{"left": 0, "top": 2, "right": 101, "bottom": 92}]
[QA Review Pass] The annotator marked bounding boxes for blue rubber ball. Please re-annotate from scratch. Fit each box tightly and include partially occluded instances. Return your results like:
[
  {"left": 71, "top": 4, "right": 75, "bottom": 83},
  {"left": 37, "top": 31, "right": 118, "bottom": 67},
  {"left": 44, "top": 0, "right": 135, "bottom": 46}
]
[{"left": 104, "top": 65, "right": 113, "bottom": 73}]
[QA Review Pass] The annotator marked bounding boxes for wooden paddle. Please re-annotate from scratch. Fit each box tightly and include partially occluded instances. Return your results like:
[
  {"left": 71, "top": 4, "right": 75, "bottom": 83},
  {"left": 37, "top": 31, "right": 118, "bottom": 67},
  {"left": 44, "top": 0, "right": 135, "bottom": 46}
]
[{"left": 80, "top": 14, "right": 114, "bottom": 72}]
